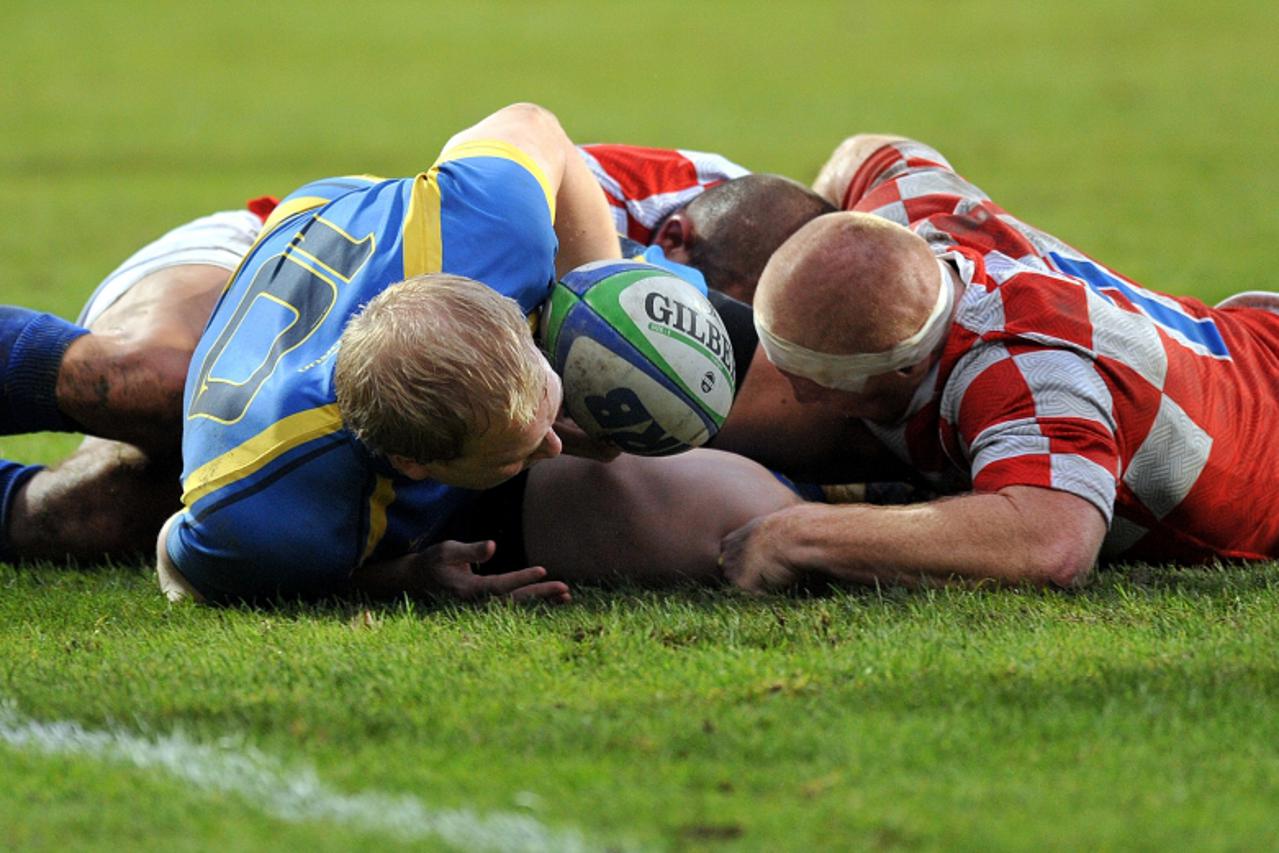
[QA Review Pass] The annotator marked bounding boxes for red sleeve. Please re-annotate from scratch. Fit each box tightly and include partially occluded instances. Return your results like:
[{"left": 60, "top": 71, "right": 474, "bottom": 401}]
[
  {"left": 577, "top": 144, "right": 750, "bottom": 242},
  {"left": 945, "top": 337, "right": 1120, "bottom": 521},
  {"left": 843, "top": 140, "right": 956, "bottom": 210},
  {"left": 840, "top": 140, "right": 1044, "bottom": 262},
  {"left": 246, "top": 196, "right": 279, "bottom": 223}
]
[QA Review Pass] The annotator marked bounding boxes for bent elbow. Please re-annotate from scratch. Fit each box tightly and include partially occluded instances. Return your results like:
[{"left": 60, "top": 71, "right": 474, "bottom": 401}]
[
  {"left": 495, "top": 101, "right": 561, "bottom": 133},
  {"left": 993, "top": 487, "right": 1105, "bottom": 589},
  {"left": 1043, "top": 553, "right": 1094, "bottom": 589},
  {"left": 814, "top": 134, "right": 909, "bottom": 206},
  {"left": 841, "top": 133, "right": 885, "bottom": 150},
  {"left": 837, "top": 133, "right": 908, "bottom": 159},
  {"left": 1028, "top": 534, "right": 1098, "bottom": 589},
  {"left": 991, "top": 528, "right": 1097, "bottom": 588}
]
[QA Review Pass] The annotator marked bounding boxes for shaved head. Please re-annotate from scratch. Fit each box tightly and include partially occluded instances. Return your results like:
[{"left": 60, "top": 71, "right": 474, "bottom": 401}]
[
  {"left": 658, "top": 174, "right": 835, "bottom": 302},
  {"left": 756, "top": 212, "right": 942, "bottom": 356}
]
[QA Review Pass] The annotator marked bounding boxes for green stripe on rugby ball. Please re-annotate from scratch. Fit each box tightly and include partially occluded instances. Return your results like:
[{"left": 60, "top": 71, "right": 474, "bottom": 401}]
[
  {"left": 581, "top": 270, "right": 735, "bottom": 423},
  {"left": 540, "top": 279, "right": 581, "bottom": 358}
]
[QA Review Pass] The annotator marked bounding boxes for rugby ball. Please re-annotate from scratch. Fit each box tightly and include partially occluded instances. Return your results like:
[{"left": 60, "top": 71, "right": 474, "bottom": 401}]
[{"left": 541, "top": 260, "right": 736, "bottom": 456}]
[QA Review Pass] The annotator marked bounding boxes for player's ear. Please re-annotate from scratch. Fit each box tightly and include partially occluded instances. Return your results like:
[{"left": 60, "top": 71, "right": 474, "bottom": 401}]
[
  {"left": 388, "top": 454, "right": 436, "bottom": 481},
  {"left": 653, "top": 213, "right": 695, "bottom": 263}
]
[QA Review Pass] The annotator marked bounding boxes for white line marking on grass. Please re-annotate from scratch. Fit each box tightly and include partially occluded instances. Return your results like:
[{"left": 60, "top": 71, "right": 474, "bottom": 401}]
[{"left": 0, "top": 700, "right": 597, "bottom": 852}]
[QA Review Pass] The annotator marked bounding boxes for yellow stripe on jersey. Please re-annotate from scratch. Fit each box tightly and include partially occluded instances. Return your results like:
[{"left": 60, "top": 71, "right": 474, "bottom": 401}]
[
  {"left": 262, "top": 175, "right": 386, "bottom": 234},
  {"left": 361, "top": 475, "right": 396, "bottom": 563},
  {"left": 262, "top": 196, "right": 329, "bottom": 233},
  {"left": 181, "top": 403, "right": 344, "bottom": 507},
  {"left": 435, "top": 140, "right": 557, "bottom": 223},
  {"left": 403, "top": 165, "right": 444, "bottom": 279},
  {"left": 217, "top": 192, "right": 349, "bottom": 301}
]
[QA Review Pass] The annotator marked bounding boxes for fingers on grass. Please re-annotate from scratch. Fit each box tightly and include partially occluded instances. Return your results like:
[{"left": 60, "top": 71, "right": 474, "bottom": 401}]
[
  {"left": 508, "top": 581, "right": 572, "bottom": 605},
  {"left": 482, "top": 565, "right": 549, "bottom": 596},
  {"left": 439, "top": 539, "right": 496, "bottom": 566}
]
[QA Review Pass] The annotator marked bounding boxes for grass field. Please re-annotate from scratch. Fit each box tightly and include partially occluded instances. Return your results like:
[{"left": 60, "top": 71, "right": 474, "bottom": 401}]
[{"left": 3, "top": 0, "right": 1279, "bottom": 849}]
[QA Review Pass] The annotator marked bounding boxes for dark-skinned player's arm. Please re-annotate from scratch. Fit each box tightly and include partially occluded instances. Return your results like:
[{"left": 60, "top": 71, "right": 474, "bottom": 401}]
[{"left": 350, "top": 539, "right": 571, "bottom": 605}]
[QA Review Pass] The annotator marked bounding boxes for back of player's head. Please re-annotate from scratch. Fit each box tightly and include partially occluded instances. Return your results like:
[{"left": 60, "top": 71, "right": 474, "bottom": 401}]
[
  {"left": 673, "top": 174, "right": 836, "bottom": 302},
  {"left": 335, "top": 274, "right": 545, "bottom": 463}
]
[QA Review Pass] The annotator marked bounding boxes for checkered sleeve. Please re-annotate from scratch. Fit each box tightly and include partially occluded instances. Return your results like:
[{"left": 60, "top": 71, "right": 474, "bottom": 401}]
[
  {"left": 844, "top": 140, "right": 992, "bottom": 230},
  {"left": 942, "top": 341, "right": 1121, "bottom": 522},
  {"left": 577, "top": 144, "right": 750, "bottom": 243}
]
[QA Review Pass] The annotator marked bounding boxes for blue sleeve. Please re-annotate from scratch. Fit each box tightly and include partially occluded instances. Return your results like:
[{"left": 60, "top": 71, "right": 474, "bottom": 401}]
[
  {"left": 167, "top": 439, "right": 371, "bottom": 602},
  {"left": 435, "top": 153, "right": 559, "bottom": 315}
]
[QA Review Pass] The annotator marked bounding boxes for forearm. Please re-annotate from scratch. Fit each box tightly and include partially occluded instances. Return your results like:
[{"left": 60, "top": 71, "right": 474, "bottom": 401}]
[
  {"left": 552, "top": 139, "right": 621, "bottom": 276},
  {"left": 762, "top": 488, "right": 1104, "bottom": 587},
  {"left": 349, "top": 554, "right": 423, "bottom": 600}
]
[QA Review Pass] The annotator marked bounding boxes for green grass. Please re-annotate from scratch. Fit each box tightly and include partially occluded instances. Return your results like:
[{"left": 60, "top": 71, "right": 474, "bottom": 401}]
[
  {"left": 4, "top": 566, "right": 1278, "bottom": 849},
  {"left": 4, "top": 0, "right": 1279, "bottom": 848}
]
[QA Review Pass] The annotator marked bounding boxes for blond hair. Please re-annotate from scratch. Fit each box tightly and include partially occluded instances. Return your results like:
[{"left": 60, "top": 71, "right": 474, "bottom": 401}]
[{"left": 335, "top": 274, "right": 546, "bottom": 462}]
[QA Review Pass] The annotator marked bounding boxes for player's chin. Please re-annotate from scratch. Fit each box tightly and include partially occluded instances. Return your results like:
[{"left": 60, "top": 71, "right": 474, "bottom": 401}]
[
  {"left": 458, "top": 467, "right": 525, "bottom": 492},
  {"left": 478, "top": 475, "right": 514, "bottom": 491}
]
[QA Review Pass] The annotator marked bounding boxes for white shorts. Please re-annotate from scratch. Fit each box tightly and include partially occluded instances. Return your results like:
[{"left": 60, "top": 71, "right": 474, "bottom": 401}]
[{"left": 78, "top": 209, "right": 263, "bottom": 326}]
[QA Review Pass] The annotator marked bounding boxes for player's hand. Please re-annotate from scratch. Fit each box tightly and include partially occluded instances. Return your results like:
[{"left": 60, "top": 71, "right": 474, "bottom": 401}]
[
  {"left": 718, "top": 511, "right": 803, "bottom": 593},
  {"left": 553, "top": 411, "right": 621, "bottom": 462},
  {"left": 418, "top": 539, "right": 573, "bottom": 604}
]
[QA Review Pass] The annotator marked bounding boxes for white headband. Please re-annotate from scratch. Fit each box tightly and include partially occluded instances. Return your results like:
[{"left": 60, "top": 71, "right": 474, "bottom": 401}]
[{"left": 755, "top": 259, "right": 955, "bottom": 392}]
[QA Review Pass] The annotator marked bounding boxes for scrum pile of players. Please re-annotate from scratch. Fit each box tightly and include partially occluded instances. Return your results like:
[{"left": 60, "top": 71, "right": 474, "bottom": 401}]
[{"left": 3, "top": 103, "right": 1278, "bottom": 605}]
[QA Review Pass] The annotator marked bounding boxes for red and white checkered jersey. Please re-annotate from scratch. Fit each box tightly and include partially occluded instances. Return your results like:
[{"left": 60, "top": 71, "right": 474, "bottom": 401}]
[
  {"left": 843, "top": 140, "right": 1279, "bottom": 562},
  {"left": 577, "top": 144, "right": 751, "bottom": 244}
]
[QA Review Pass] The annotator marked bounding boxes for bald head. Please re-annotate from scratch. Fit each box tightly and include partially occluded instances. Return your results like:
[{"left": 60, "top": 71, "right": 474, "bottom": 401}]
[
  {"left": 657, "top": 174, "right": 835, "bottom": 303},
  {"left": 756, "top": 212, "right": 942, "bottom": 356}
]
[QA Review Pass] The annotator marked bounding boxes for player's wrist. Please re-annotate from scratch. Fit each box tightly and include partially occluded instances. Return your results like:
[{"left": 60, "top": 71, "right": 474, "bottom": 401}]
[{"left": 772, "top": 502, "right": 864, "bottom": 575}]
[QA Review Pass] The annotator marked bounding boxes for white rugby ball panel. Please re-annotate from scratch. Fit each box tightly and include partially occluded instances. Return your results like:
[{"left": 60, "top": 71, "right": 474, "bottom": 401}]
[
  {"left": 561, "top": 335, "right": 712, "bottom": 456},
  {"left": 542, "top": 261, "right": 737, "bottom": 456},
  {"left": 613, "top": 276, "right": 735, "bottom": 421}
]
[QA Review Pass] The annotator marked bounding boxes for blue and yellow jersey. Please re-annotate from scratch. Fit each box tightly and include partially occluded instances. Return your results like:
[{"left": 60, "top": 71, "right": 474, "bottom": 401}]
[{"left": 166, "top": 142, "right": 558, "bottom": 601}]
